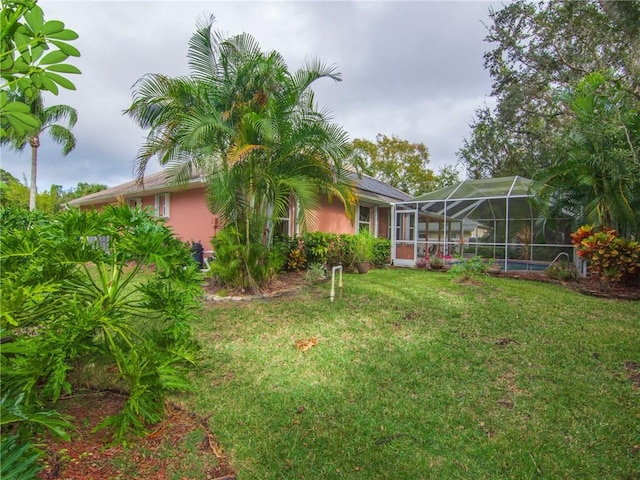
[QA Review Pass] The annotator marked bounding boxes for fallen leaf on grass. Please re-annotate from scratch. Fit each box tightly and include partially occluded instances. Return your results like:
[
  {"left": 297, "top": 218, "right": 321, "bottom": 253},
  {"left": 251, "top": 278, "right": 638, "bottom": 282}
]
[{"left": 296, "top": 338, "right": 318, "bottom": 351}]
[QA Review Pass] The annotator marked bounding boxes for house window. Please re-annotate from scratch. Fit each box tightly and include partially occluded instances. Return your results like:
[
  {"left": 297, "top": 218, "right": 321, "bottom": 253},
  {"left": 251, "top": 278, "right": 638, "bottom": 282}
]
[
  {"left": 128, "top": 197, "right": 142, "bottom": 209},
  {"left": 273, "top": 198, "right": 293, "bottom": 238},
  {"left": 358, "top": 205, "right": 371, "bottom": 234},
  {"left": 274, "top": 215, "right": 291, "bottom": 238},
  {"left": 154, "top": 193, "right": 170, "bottom": 218}
]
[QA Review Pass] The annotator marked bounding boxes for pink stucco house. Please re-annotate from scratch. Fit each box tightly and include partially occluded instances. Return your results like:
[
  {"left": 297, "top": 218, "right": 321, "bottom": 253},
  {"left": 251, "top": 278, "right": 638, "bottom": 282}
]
[{"left": 68, "top": 170, "right": 411, "bottom": 251}]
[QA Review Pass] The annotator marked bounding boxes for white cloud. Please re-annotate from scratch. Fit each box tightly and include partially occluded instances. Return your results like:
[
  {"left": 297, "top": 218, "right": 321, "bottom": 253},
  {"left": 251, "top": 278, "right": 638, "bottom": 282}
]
[{"left": 1, "top": 0, "right": 499, "bottom": 189}]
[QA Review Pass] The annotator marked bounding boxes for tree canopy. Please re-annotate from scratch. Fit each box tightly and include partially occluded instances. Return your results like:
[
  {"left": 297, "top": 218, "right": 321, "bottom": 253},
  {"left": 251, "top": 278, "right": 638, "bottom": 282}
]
[
  {"left": 0, "top": 170, "right": 105, "bottom": 212},
  {"left": 458, "top": 0, "right": 640, "bottom": 236},
  {"left": 0, "top": 168, "right": 28, "bottom": 207},
  {"left": 1, "top": 91, "right": 77, "bottom": 210},
  {"left": 458, "top": 0, "right": 639, "bottom": 179},
  {"left": 535, "top": 72, "right": 640, "bottom": 237},
  {"left": 351, "top": 134, "right": 459, "bottom": 197}
]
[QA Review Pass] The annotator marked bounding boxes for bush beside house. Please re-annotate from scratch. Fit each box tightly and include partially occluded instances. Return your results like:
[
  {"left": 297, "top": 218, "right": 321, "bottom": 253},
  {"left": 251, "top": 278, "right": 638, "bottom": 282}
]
[
  {"left": 275, "top": 232, "right": 391, "bottom": 274},
  {"left": 0, "top": 205, "right": 203, "bottom": 472}
]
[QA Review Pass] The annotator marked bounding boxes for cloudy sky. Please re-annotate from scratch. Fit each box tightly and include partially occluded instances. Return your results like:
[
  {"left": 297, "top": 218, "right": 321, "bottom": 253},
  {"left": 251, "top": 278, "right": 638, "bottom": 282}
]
[{"left": 2, "top": 0, "right": 500, "bottom": 190}]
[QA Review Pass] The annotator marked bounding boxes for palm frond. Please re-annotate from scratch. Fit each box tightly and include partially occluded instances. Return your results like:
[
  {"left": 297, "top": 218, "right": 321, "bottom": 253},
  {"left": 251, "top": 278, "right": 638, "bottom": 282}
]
[
  {"left": 291, "top": 57, "right": 341, "bottom": 95},
  {"left": 227, "top": 143, "right": 265, "bottom": 165},
  {"left": 46, "top": 124, "right": 76, "bottom": 155},
  {"left": 41, "top": 104, "right": 77, "bottom": 127},
  {"left": 187, "top": 13, "right": 220, "bottom": 82}
]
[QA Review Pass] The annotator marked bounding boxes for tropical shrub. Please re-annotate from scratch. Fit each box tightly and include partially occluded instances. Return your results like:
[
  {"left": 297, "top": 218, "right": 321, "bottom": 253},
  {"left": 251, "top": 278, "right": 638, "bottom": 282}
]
[
  {"left": 278, "top": 232, "right": 391, "bottom": 272},
  {"left": 0, "top": 393, "right": 71, "bottom": 480},
  {"left": 211, "top": 226, "right": 285, "bottom": 291},
  {"left": 515, "top": 226, "right": 533, "bottom": 260},
  {"left": 352, "top": 232, "right": 375, "bottom": 264},
  {"left": 429, "top": 252, "right": 445, "bottom": 268},
  {"left": 332, "top": 234, "right": 357, "bottom": 270},
  {"left": 303, "top": 232, "right": 331, "bottom": 266},
  {"left": 304, "top": 263, "right": 327, "bottom": 283},
  {"left": 277, "top": 236, "right": 308, "bottom": 272},
  {"left": 300, "top": 232, "right": 353, "bottom": 269},
  {"left": 371, "top": 237, "right": 391, "bottom": 266},
  {"left": 545, "top": 261, "right": 578, "bottom": 281},
  {"left": 0, "top": 205, "right": 49, "bottom": 230},
  {"left": 570, "top": 225, "right": 596, "bottom": 246},
  {"left": 448, "top": 255, "right": 489, "bottom": 281},
  {"left": 416, "top": 255, "right": 430, "bottom": 269},
  {"left": 571, "top": 225, "right": 640, "bottom": 289},
  {"left": 1, "top": 205, "right": 202, "bottom": 444}
]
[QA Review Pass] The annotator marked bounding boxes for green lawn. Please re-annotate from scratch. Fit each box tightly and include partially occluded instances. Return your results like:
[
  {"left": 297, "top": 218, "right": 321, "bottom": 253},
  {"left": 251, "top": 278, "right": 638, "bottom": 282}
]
[{"left": 183, "top": 268, "right": 640, "bottom": 479}]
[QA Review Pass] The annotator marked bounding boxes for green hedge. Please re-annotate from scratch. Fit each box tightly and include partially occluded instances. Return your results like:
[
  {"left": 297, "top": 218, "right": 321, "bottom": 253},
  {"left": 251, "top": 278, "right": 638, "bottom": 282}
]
[{"left": 276, "top": 232, "right": 391, "bottom": 271}]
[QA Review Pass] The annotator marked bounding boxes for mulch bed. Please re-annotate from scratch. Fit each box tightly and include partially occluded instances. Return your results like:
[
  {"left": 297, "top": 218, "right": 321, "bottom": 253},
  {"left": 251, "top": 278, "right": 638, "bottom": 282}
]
[
  {"left": 490, "top": 270, "right": 640, "bottom": 300},
  {"left": 203, "top": 270, "right": 311, "bottom": 300},
  {"left": 37, "top": 391, "right": 235, "bottom": 480}
]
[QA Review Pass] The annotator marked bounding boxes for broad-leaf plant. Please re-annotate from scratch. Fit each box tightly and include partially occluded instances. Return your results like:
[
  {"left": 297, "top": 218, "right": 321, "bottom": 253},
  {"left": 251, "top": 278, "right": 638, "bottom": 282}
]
[
  {"left": 0, "top": 205, "right": 203, "bottom": 474},
  {"left": 1, "top": 0, "right": 81, "bottom": 138}
]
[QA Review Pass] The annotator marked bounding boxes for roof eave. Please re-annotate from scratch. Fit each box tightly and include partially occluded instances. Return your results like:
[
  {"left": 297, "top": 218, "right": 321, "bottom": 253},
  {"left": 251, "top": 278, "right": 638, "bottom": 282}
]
[{"left": 69, "top": 176, "right": 205, "bottom": 207}]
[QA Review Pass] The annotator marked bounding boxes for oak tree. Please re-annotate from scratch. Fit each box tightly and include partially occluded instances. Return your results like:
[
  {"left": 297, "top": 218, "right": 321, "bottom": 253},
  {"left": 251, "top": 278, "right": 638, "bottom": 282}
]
[
  {"left": 458, "top": 0, "right": 639, "bottom": 178},
  {"left": 352, "top": 134, "right": 459, "bottom": 196}
]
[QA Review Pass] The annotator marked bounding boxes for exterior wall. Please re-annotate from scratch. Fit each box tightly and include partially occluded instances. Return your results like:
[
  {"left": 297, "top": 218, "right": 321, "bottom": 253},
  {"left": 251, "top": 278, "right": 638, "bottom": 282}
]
[
  {"left": 77, "top": 188, "right": 397, "bottom": 251},
  {"left": 162, "top": 187, "right": 219, "bottom": 252},
  {"left": 79, "top": 201, "right": 112, "bottom": 211},
  {"left": 310, "top": 197, "right": 354, "bottom": 234},
  {"left": 78, "top": 187, "right": 219, "bottom": 252}
]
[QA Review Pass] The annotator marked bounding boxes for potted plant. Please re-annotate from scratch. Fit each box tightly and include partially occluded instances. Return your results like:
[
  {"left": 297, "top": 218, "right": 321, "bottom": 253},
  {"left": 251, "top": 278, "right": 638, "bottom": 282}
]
[
  {"left": 353, "top": 232, "right": 374, "bottom": 273},
  {"left": 429, "top": 252, "right": 445, "bottom": 270}
]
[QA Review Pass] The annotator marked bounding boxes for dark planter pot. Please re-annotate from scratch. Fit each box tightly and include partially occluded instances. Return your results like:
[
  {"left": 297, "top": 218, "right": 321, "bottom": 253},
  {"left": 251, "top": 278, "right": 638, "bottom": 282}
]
[{"left": 356, "top": 261, "right": 371, "bottom": 274}]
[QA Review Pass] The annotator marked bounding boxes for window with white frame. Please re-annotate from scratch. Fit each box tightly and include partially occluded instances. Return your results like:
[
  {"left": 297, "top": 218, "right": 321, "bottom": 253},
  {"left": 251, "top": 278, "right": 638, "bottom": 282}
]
[
  {"left": 274, "top": 215, "right": 291, "bottom": 238},
  {"left": 358, "top": 205, "right": 371, "bottom": 234},
  {"left": 128, "top": 197, "right": 142, "bottom": 209},
  {"left": 273, "top": 198, "right": 293, "bottom": 238},
  {"left": 154, "top": 193, "right": 170, "bottom": 218}
]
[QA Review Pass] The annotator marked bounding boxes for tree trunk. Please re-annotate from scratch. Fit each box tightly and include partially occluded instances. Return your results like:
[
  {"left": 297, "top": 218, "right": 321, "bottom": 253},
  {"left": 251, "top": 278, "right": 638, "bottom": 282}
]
[{"left": 29, "top": 134, "right": 40, "bottom": 211}]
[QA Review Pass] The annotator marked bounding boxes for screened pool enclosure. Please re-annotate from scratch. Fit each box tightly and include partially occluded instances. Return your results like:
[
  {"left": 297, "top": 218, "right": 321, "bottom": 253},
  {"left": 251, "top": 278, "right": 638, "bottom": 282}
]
[{"left": 391, "top": 176, "right": 575, "bottom": 271}]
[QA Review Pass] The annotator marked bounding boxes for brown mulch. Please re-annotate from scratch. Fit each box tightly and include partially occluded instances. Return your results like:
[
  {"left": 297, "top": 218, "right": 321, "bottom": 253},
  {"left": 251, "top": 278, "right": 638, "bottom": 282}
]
[
  {"left": 489, "top": 270, "right": 640, "bottom": 300},
  {"left": 204, "top": 270, "right": 312, "bottom": 299},
  {"left": 37, "top": 391, "right": 235, "bottom": 480}
]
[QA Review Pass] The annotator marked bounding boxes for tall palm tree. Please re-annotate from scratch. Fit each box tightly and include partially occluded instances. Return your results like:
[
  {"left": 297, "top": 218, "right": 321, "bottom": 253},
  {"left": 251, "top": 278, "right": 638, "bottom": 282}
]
[
  {"left": 2, "top": 92, "right": 77, "bottom": 211},
  {"left": 126, "top": 15, "right": 356, "bottom": 247}
]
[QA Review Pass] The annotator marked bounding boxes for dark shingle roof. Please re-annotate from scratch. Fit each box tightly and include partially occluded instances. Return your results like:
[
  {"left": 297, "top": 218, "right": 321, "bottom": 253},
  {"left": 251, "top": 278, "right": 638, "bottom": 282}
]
[{"left": 346, "top": 171, "right": 412, "bottom": 202}]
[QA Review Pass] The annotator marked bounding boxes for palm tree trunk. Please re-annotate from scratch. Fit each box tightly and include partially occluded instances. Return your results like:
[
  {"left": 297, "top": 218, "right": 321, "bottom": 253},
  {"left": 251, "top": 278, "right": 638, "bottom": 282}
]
[{"left": 29, "top": 135, "right": 40, "bottom": 211}]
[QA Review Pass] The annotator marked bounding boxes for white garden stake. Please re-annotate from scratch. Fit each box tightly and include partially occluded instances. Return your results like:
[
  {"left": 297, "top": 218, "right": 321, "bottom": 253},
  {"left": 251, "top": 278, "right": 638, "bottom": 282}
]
[{"left": 330, "top": 265, "right": 343, "bottom": 302}]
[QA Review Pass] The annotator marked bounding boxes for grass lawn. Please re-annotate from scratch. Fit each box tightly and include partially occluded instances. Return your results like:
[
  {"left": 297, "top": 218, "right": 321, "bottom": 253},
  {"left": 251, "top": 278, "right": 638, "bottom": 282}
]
[{"left": 181, "top": 268, "right": 639, "bottom": 479}]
